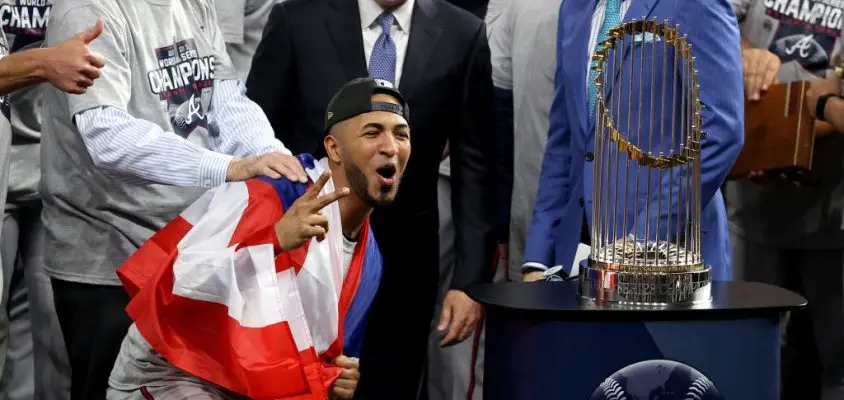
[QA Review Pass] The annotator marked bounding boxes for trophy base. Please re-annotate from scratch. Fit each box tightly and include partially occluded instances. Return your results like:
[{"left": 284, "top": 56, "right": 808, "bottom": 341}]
[{"left": 577, "top": 260, "right": 712, "bottom": 307}]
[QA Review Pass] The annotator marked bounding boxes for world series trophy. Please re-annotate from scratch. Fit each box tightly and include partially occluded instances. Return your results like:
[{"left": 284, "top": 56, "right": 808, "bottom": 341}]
[{"left": 578, "top": 19, "right": 711, "bottom": 306}]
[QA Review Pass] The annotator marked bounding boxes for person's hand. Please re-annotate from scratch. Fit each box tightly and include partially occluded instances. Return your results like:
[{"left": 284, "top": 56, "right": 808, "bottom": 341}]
[
  {"left": 226, "top": 152, "right": 308, "bottom": 182},
  {"left": 522, "top": 270, "right": 544, "bottom": 282},
  {"left": 43, "top": 19, "right": 106, "bottom": 94},
  {"left": 274, "top": 170, "right": 350, "bottom": 251},
  {"left": 329, "top": 355, "right": 360, "bottom": 400},
  {"left": 742, "top": 48, "right": 781, "bottom": 101},
  {"left": 436, "top": 289, "right": 482, "bottom": 347},
  {"left": 806, "top": 75, "right": 841, "bottom": 119}
]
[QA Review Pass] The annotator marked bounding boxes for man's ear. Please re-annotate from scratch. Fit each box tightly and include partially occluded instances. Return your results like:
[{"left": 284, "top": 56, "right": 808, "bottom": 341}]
[{"left": 324, "top": 135, "right": 342, "bottom": 163}]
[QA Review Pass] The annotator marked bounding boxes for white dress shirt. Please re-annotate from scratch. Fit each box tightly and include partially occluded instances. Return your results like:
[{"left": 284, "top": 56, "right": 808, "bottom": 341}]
[
  {"left": 358, "top": 0, "right": 415, "bottom": 87},
  {"left": 74, "top": 80, "right": 289, "bottom": 187}
]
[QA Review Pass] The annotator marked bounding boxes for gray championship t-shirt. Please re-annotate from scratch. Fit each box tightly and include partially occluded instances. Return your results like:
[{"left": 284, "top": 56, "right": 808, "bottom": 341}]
[
  {"left": 1, "top": 0, "right": 51, "bottom": 204},
  {"left": 41, "top": 0, "right": 237, "bottom": 285},
  {"left": 727, "top": 0, "right": 844, "bottom": 249}
]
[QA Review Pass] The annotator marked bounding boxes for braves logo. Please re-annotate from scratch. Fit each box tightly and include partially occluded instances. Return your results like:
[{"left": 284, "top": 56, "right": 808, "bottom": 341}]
[
  {"left": 184, "top": 94, "right": 205, "bottom": 125},
  {"left": 771, "top": 33, "right": 830, "bottom": 73},
  {"left": 784, "top": 34, "right": 815, "bottom": 58}
]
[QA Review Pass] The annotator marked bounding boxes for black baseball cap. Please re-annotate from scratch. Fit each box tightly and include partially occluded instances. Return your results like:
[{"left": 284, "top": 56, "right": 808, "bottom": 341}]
[{"left": 324, "top": 77, "right": 410, "bottom": 134}]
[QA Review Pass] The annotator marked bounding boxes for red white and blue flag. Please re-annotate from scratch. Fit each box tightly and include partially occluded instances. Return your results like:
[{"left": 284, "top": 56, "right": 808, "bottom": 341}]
[{"left": 117, "top": 154, "right": 382, "bottom": 400}]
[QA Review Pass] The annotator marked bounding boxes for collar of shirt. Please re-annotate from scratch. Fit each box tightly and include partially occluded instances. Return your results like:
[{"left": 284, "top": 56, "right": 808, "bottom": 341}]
[{"left": 358, "top": 0, "right": 415, "bottom": 33}]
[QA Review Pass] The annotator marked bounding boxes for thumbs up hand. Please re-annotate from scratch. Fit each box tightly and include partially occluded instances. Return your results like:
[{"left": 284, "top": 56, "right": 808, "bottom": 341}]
[{"left": 43, "top": 18, "right": 107, "bottom": 95}]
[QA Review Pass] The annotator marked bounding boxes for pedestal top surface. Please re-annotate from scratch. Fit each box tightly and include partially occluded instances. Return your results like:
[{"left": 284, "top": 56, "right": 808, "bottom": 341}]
[{"left": 467, "top": 281, "right": 806, "bottom": 319}]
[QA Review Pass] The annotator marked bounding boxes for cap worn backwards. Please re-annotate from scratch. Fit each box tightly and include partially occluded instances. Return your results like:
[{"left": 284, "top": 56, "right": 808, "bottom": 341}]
[{"left": 323, "top": 77, "right": 410, "bottom": 134}]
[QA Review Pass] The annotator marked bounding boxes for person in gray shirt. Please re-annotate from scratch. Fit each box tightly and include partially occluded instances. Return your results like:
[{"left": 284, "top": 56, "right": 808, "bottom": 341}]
[
  {"left": 214, "top": 0, "right": 282, "bottom": 82},
  {"left": 728, "top": 0, "right": 844, "bottom": 398},
  {"left": 0, "top": 1, "right": 72, "bottom": 399},
  {"left": 42, "top": 1, "right": 306, "bottom": 398},
  {"left": 0, "top": 6, "right": 113, "bottom": 400}
]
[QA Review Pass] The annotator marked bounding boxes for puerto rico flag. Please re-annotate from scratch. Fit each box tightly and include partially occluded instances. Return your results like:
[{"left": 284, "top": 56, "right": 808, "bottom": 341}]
[{"left": 117, "top": 154, "right": 382, "bottom": 399}]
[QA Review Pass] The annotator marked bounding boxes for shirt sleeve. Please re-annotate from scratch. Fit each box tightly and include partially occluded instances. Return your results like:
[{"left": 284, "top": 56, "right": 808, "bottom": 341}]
[
  {"left": 489, "top": 0, "right": 513, "bottom": 90},
  {"left": 75, "top": 106, "right": 233, "bottom": 187},
  {"left": 210, "top": 79, "right": 291, "bottom": 158},
  {"left": 205, "top": 0, "right": 239, "bottom": 81},
  {"left": 213, "top": 0, "right": 246, "bottom": 44},
  {"left": 51, "top": 5, "right": 132, "bottom": 117}
]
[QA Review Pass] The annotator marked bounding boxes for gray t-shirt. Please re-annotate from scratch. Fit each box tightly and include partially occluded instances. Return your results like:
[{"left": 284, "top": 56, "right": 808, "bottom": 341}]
[
  {"left": 1, "top": 0, "right": 51, "bottom": 203},
  {"left": 41, "top": 0, "right": 237, "bottom": 285},
  {"left": 214, "top": 0, "right": 280, "bottom": 82},
  {"left": 727, "top": 0, "right": 844, "bottom": 249}
]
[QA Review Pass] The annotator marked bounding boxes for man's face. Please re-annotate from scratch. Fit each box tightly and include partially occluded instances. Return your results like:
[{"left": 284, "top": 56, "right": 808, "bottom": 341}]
[{"left": 333, "top": 94, "right": 411, "bottom": 207}]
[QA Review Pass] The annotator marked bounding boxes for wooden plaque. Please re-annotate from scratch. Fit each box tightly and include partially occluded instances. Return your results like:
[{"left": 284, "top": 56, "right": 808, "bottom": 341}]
[{"left": 729, "top": 81, "right": 815, "bottom": 176}]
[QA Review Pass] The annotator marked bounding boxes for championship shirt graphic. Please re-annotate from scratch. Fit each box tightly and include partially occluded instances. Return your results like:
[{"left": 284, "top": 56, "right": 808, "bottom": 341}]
[
  {"left": 0, "top": 0, "right": 51, "bottom": 51},
  {"left": 765, "top": 0, "right": 843, "bottom": 75},
  {"left": 148, "top": 39, "right": 215, "bottom": 138}
]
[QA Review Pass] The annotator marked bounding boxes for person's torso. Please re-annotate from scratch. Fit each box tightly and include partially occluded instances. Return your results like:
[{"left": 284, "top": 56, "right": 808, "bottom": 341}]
[
  {"left": 281, "top": 0, "right": 478, "bottom": 219},
  {"left": 728, "top": 0, "right": 844, "bottom": 248},
  {"left": 40, "top": 0, "right": 226, "bottom": 282},
  {"left": 0, "top": 0, "right": 52, "bottom": 202}
]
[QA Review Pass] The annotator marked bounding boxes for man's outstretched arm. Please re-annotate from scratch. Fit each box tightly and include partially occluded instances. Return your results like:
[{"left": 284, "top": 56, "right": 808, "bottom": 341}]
[{"left": 0, "top": 19, "right": 105, "bottom": 95}]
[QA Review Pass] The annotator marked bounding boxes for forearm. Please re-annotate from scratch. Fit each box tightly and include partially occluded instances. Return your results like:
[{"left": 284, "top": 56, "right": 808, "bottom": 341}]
[
  {"left": 76, "top": 107, "right": 232, "bottom": 187},
  {"left": 212, "top": 79, "right": 290, "bottom": 157},
  {"left": 0, "top": 48, "right": 50, "bottom": 95}
]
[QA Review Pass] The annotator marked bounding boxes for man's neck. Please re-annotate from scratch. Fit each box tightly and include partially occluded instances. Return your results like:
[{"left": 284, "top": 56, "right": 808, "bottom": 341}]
[{"left": 329, "top": 166, "right": 372, "bottom": 240}]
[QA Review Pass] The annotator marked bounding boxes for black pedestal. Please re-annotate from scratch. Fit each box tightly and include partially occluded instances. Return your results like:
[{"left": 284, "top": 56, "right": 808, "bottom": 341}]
[{"left": 467, "top": 281, "right": 806, "bottom": 400}]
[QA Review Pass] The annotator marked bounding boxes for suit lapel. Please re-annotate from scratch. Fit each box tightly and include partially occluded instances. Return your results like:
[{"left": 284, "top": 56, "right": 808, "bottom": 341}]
[
  {"left": 600, "top": 0, "right": 660, "bottom": 114},
  {"left": 399, "top": 0, "right": 442, "bottom": 100},
  {"left": 325, "top": 0, "right": 368, "bottom": 81},
  {"left": 569, "top": 2, "right": 596, "bottom": 139}
]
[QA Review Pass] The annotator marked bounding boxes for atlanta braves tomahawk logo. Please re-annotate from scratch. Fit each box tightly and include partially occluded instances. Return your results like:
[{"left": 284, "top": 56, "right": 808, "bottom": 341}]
[{"left": 148, "top": 39, "right": 215, "bottom": 138}]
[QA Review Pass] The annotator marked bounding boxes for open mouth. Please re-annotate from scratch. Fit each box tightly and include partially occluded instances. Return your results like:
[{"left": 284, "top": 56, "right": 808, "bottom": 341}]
[{"left": 376, "top": 164, "right": 397, "bottom": 185}]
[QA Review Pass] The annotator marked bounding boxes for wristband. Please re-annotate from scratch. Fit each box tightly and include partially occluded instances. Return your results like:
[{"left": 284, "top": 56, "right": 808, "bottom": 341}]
[{"left": 816, "top": 93, "right": 840, "bottom": 122}]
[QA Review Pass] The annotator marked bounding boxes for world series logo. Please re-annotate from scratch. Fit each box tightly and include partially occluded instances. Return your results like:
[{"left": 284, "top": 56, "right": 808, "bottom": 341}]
[{"left": 147, "top": 39, "right": 215, "bottom": 138}]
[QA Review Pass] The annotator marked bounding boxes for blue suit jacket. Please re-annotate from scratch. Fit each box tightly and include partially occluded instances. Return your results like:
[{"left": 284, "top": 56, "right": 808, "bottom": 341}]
[{"left": 524, "top": 0, "right": 744, "bottom": 281}]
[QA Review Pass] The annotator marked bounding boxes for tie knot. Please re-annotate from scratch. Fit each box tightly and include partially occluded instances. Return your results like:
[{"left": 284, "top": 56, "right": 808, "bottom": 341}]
[{"left": 377, "top": 12, "right": 395, "bottom": 33}]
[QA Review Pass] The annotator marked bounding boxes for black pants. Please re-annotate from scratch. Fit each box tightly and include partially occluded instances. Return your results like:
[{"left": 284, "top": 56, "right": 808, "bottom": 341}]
[{"left": 51, "top": 278, "right": 131, "bottom": 400}]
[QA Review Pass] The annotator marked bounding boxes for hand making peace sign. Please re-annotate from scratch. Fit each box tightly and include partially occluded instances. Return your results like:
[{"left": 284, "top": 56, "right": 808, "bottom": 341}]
[{"left": 274, "top": 170, "right": 351, "bottom": 252}]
